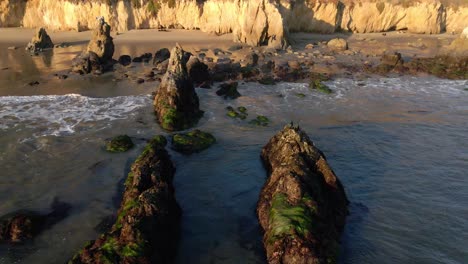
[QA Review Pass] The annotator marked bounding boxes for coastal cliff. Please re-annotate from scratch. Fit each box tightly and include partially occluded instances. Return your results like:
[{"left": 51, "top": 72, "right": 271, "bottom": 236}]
[{"left": 0, "top": 0, "right": 467, "bottom": 47}]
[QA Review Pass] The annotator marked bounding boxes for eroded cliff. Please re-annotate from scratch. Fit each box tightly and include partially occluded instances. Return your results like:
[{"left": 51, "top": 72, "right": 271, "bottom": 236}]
[{"left": 1, "top": 0, "right": 467, "bottom": 48}]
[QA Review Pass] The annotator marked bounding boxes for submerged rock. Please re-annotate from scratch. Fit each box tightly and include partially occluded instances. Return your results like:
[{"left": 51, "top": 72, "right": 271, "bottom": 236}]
[
  {"left": 118, "top": 55, "right": 131, "bottom": 66},
  {"left": 257, "top": 124, "right": 349, "bottom": 264},
  {"left": 72, "top": 19, "right": 114, "bottom": 74},
  {"left": 0, "top": 199, "right": 71, "bottom": 243},
  {"left": 69, "top": 136, "right": 181, "bottom": 264},
  {"left": 105, "top": 135, "right": 134, "bottom": 153},
  {"left": 26, "top": 27, "right": 54, "bottom": 53},
  {"left": 309, "top": 79, "right": 333, "bottom": 94},
  {"left": 216, "top": 82, "right": 241, "bottom": 99},
  {"left": 249, "top": 115, "right": 270, "bottom": 126},
  {"left": 171, "top": 129, "right": 216, "bottom": 154},
  {"left": 153, "top": 44, "right": 203, "bottom": 131}
]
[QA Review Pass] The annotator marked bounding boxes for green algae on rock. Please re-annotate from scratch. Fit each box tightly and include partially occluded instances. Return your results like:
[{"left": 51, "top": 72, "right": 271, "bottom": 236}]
[
  {"left": 257, "top": 124, "right": 349, "bottom": 264},
  {"left": 171, "top": 129, "right": 216, "bottom": 154},
  {"left": 69, "top": 135, "right": 180, "bottom": 264},
  {"left": 153, "top": 44, "right": 203, "bottom": 131},
  {"left": 249, "top": 115, "right": 270, "bottom": 126},
  {"left": 309, "top": 79, "right": 333, "bottom": 94},
  {"left": 105, "top": 135, "right": 134, "bottom": 153},
  {"left": 226, "top": 106, "right": 248, "bottom": 120}
]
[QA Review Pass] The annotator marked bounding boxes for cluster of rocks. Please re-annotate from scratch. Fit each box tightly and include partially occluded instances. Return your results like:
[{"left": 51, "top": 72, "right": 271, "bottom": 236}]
[
  {"left": 72, "top": 19, "right": 115, "bottom": 75},
  {"left": 69, "top": 136, "right": 181, "bottom": 264}
]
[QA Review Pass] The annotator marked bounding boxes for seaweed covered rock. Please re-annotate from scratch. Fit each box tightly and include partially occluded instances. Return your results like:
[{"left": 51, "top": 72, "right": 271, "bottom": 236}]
[
  {"left": 405, "top": 56, "right": 468, "bottom": 80},
  {"left": 69, "top": 136, "right": 181, "bottom": 264},
  {"left": 153, "top": 44, "right": 203, "bottom": 131},
  {"left": 72, "top": 19, "right": 114, "bottom": 74},
  {"left": 257, "top": 124, "right": 349, "bottom": 264},
  {"left": 171, "top": 129, "right": 216, "bottom": 154},
  {"left": 26, "top": 27, "right": 54, "bottom": 53},
  {"left": 105, "top": 135, "right": 134, "bottom": 153},
  {"left": 0, "top": 199, "right": 71, "bottom": 243},
  {"left": 216, "top": 82, "right": 241, "bottom": 99},
  {"left": 309, "top": 79, "right": 333, "bottom": 94}
]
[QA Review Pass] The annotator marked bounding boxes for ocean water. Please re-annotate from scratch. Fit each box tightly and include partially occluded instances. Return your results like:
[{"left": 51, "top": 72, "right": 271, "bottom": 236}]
[{"left": 0, "top": 77, "right": 467, "bottom": 264}]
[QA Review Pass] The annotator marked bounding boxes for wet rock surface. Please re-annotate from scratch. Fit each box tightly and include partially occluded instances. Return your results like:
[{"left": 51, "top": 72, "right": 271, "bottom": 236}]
[
  {"left": 26, "top": 27, "right": 54, "bottom": 53},
  {"left": 0, "top": 199, "right": 71, "bottom": 244},
  {"left": 69, "top": 136, "right": 181, "bottom": 264},
  {"left": 105, "top": 135, "right": 134, "bottom": 153},
  {"left": 216, "top": 81, "right": 241, "bottom": 99},
  {"left": 153, "top": 44, "right": 203, "bottom": 131},
  {"left": 257, "top": 124, "right": 349, "bottom": 264}
]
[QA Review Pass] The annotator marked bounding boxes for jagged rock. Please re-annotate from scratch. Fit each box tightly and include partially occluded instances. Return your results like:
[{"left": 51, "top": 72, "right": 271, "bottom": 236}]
[
  {"left": 153, "top": 48, "right": 171, "bottom": 65},
  {"left": 153, "top": 44, "right": 203, "bottom": 131},
  {"left": 118, "top": 55, "right": 131, "bottom": 66},
  {"left": 72, "top": 19, "right": 114, "bottom": 74},
  {"left": 86, "top": 20, "right": 114, "bottom": 62},
  {"left": 26, "top": 27, "right": 54, "bottom": 53},
  {"left": 216, "top": 82, "right": 241, "bottom": 99},
  {"left": 186, "top": 57, "right": 210, "bottom": 86},
  {"left": 257, "top": 124, "right": 349, "bottom": 264},
  {"left": 69, "top": 136, "right": 181, "bottom": 264},
  {"left": 327, "top": 38, "right": 348, "bottom": 51},
  {"left": 171, "top": 129, "right": 216, "bottom": 154},
  {"left": 0, "top": 199, "right": 71, "bottom": 243}
]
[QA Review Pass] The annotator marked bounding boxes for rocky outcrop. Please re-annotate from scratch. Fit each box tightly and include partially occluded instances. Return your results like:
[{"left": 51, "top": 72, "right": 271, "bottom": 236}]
[
  {"left": 153, "top": 44, "right": 203, "bottom": 131},
  {"left": 171, "top": 129, "right": 216, "bottom": 154},
  {"left": 0, "top": 199, "right": 71, "bottom": 243},
  {"left": 71, "top": 19, "right": 114, "bottom": 74},
  {"left": 26, "top": 27, "right": 54, "bottom": 53},
  {"left": 447, "top": 27, "right": 468, "bottom": 56},
  {"left": 257, "top": 124, "right": 349, "bottom": 264},
  {"left": 69, "top": 135, "right": 181, "bottom": 264}
]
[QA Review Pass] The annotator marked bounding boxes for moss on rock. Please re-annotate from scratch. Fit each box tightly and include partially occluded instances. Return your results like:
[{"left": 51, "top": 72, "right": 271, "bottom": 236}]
[
  {"left": 309, "top": 79, "right": 333, "bottom": 94},
  {"left": 171, "top": 129, "right": 216, "bottom": 154},
  {"left": 249, "top": 115, "right": 270, "bottom": 126},
  {"left": 106, "top": 135, "right": 134, "bottom": 153}
]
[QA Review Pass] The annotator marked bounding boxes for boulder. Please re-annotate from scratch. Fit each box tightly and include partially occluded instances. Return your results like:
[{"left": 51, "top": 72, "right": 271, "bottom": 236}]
[
  {"left": 118, "top": 55, "right": 131, "bottom": 66},
  {"left": 381, "top": 52, "right": 404, "bottom": 67},
  {"left": 0, "top": 199, "right": 71, "bottom": 243},
  {"left": 216, "top": 82, "right": 241, "bottom": 99},
  {"left": 257, "top": 124, "right": 349, "bottom": 264},
  {"left": 153, "top": 44, "right": 203, "bottom": 131},
  {"left": 69, "top": 136, "right": 181, "bottom": 264},
  {"left": 105, "top": 135, "right": 134, "bottom": 153},
  {"left": 133, "top": 53, "right": 152, "bottom": 63},
  {"left": 26, "top": 27, "right": 54, "bottom": 53},
  {"left": 71, "top": 51, "right": 103, "bottom": 75},
  {"left": 447, "top": 27, "right": 468, "bottom": 56},
  {"left": 153, "top": 48, "right": 171, "bottom": 65},
  {"left": 171, "top": 130, "right": 216, "bottom": 154},
  {"left": 186, "top": 57, "right": 210, "bottom": 86},
  {"left": 327, "top": 38, "right": 348, "bottom": 51}
]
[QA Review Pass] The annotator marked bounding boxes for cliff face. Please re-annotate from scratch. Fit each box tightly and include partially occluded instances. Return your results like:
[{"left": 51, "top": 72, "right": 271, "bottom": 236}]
[{"left": 0, "top": 0, "right": 467, "bottom": 47}]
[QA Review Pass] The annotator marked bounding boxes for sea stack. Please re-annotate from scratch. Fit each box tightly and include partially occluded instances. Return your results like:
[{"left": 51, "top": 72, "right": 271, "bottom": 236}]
[
  {"left": 71, "top": 18, "right": 114, "bottom": 74},
  {"left": 153, "top": 44, "right": 203, "bottom": 131},
  {"left": 26, "top": 27, "right": 54, "bottom": 53},
  {"left": 69, "top": 136, "right": 181, "bottom": 264},
  {"left": 257, "top": 124, "right": 349, "bottom": 264}
]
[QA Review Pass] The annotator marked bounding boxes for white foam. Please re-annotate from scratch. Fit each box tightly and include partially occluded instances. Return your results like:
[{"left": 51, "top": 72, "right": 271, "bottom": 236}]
[{"left": 0, "top": 94, "right": 151, "bottom": 136}]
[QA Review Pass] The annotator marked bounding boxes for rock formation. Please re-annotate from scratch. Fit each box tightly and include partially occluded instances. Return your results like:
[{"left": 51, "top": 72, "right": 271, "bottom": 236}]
[
  {"left": 327, "top": 38, "right": 348, "bottom": 51},
  {"left": 153, "top": 44, "right": 203, "bottom": 131},
  {"left": 71, "top": 19, "right": 114, "bottom": 74},
  {"left": 257, "top": 124, "right": 349, "bottom": 264},
  {"left": 69, "top": 136, "right": 181, "bottom": 264},
  {"left": 25, "top": 27, "right": 54, "bottom": 53},
  {"left": 0, "top": 199, "right": 71, "bottom": 243},
  {"left": 447, "top": 27, "right": 468, "bottom": 56},
  {"left": 186, "top": 56, "right": 210, "bottom": 86}
]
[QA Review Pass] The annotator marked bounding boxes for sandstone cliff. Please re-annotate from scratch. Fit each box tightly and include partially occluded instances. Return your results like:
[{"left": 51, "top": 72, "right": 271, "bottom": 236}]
[{"left": 0, "top": 0, "right": 467, "bottom": 48}]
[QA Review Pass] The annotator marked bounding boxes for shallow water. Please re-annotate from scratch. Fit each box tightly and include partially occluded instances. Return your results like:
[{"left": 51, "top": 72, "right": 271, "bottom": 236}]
[{"left": 0, "top": 76, "right": 467, "bottom": 264}]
